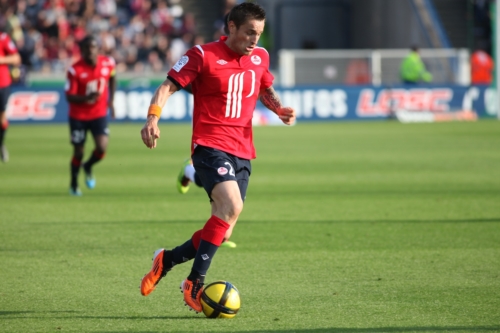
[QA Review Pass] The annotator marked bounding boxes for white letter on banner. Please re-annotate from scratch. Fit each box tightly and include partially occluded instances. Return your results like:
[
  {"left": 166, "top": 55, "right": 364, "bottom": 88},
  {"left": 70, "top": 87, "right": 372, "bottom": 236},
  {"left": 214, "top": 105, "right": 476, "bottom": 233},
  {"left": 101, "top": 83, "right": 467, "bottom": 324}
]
[
  {"left": 163, "top": 92, "right": 186, "bottom": 119},
  {"left": 484, "top": 88, "right": 498, "bottom": 116},
  {"left": 282, "top": 90, "right": 302, "bottom": 117},
  {"left": 331, "top": 90, "right": 348, "bottom": 118},
  {"left": 113, "top": 91, "right": 127, "bottom": 119},
  {"left": 315, "top": 89, "right": 331, "bottom": 118},
  {"left": 127, "top": 91, "right": 142, "bottom": 119},
  {"left": 302, "top": 90, "right": 315, "bottom": 118}
]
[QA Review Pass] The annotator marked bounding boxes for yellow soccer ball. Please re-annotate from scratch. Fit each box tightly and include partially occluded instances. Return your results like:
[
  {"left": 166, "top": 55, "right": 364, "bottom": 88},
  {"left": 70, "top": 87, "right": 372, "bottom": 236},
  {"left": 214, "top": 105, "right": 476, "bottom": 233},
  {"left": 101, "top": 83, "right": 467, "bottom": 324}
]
[{"left": 200, "top": 281, "right": 240, "bottom": 319}]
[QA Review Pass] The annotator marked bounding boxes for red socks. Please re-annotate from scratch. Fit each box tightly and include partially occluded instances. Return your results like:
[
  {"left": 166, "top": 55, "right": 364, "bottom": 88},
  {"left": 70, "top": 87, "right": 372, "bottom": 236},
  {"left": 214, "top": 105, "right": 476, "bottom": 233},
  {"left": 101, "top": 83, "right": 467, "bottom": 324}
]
[
  {"left": 200, "top": 215, "right": 230, "bottom": 247},
  {"left": 191, "top": 230, "right": 202, "bottom": 250}
]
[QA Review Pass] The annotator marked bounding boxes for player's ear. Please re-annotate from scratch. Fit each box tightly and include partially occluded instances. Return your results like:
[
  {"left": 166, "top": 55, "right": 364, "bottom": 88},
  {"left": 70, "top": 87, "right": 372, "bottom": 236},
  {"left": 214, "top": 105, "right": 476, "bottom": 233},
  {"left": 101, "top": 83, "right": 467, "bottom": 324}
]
[{"left": 228, "top": 21, "right": 236, "bottom": 34}]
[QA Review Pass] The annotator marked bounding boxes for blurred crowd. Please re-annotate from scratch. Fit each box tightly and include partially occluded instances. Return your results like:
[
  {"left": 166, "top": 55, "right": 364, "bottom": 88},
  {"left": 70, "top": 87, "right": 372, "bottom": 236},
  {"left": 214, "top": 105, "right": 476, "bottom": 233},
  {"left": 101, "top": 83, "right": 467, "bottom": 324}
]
[{"left": 0, "top": 0, "right": 206, "bottom": 75}]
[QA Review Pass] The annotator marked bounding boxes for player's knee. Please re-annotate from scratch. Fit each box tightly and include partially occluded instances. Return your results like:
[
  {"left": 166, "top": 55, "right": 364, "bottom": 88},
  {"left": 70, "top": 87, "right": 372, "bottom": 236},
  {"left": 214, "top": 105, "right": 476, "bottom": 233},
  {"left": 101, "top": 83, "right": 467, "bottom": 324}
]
[
  {"left": 73, "top": 148, "right": 84, "bottom": 160},
  {"left": 227, "top": 199, "right": 243, "bottom": 220}
]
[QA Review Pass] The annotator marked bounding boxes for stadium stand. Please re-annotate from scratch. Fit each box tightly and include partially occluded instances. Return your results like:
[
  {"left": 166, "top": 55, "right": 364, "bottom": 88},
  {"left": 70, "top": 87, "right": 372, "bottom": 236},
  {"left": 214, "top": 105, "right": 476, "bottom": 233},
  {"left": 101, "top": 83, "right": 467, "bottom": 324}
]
[{"left": 0, "top": 0, "right": 228, "bottom": 75}]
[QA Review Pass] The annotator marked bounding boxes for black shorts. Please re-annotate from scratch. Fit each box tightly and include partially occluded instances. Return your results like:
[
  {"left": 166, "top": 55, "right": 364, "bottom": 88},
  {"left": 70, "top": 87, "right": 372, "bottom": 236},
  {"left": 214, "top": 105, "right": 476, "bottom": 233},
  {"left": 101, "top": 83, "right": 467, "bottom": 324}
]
[
  {"left": 192, "top": 145, "right": 251, "bottom": 202},
  {"left": 69, "top": 116, "right": 109, "bottom": 145},
  {"left": 0, "top": 86, "right": 10, "bottom": 112}
]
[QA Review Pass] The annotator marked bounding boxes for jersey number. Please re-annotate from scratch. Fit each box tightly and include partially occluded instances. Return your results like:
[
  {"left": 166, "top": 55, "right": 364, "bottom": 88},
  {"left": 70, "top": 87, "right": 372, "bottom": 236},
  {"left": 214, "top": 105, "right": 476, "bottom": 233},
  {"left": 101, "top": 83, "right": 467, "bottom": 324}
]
[{"left": 225, "top": 70, "right": 255, "bottom": 118}]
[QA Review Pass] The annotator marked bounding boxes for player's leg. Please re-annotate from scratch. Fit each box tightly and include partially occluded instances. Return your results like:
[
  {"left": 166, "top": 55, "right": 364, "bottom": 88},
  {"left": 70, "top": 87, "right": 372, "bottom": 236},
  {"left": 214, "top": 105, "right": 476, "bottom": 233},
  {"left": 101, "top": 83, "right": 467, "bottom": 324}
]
[
  {"left": 69, "top": 118, "right": 87, "bottom": 195},
  {"left": 181, "top": 181, "right": 242, "bottom": 312},
  {"left": 220, "top": 166, "right": 249, "bottom": 248},
  {"left": 140, "top": 229, "right": 202, "bottom": 296},
  {"left": 0, "top": 87, "right": 10, "bottom": 163},
  {"left": 82, "top": 117, "right": 109, "bottom": 189},
  {"left": 179, "top": 147, "right": 246, "bottom": 312}
]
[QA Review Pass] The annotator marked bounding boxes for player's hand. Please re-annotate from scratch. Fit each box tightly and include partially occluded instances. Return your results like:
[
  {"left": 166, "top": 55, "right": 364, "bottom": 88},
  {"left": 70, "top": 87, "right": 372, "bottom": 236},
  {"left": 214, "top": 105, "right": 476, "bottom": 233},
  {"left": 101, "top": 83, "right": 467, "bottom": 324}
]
[
  {"left": 141, "top": 115, "right": 160, "bottom": 149},
  {"left": 277, "top": 107, "right": 296, "bottom": 125},
  {"left": 86, "top": 92, "right": 100, "bottom": 104}
]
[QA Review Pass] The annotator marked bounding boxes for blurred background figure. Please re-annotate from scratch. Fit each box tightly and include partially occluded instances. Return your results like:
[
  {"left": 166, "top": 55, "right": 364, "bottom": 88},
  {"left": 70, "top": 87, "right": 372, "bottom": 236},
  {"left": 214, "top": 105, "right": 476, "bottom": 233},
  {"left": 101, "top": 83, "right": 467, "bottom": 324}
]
[
  {"left": 470, "top": 45, "right": 494, "bottom": 85},
  {"left": 400, "top": 46, "right": 433, "bottom": 85},
  {"left": 0, "top": 16, "right": 21, "bottom": 162}
]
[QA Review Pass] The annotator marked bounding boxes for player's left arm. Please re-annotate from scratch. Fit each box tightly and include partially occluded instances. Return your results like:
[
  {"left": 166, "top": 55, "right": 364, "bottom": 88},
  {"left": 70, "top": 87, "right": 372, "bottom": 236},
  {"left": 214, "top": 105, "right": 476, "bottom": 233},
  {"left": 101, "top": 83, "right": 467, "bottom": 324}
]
[
  {"left": 259, "top": 86, "right": 296, "bottom": 125},
  {"left": 108, "top": 70, "right": 116, "bottom": 119},
  {"left": 0, "top": 37, "right": 21, "bottom": 66},
  {"left": 0, "top": 53, "right": 21, "bottom": 66}
]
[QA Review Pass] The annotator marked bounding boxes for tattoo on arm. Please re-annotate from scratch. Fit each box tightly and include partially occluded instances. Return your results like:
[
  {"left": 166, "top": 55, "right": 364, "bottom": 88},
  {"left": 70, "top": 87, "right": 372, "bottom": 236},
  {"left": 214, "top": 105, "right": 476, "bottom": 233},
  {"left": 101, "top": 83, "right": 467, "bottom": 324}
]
[{"left": 259, "top": 87, "right": 282, "bottom": 113}]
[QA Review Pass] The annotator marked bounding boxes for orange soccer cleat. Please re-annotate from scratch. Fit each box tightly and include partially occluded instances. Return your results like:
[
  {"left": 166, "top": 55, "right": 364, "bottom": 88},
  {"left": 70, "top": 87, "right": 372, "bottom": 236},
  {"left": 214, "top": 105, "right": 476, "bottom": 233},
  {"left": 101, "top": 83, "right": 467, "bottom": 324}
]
[
  {"left": 140, "top": 249, "right": 171, "bottom": 296},
  {"left": 180, "top": 278, "right": 204, "bottom": 313}
]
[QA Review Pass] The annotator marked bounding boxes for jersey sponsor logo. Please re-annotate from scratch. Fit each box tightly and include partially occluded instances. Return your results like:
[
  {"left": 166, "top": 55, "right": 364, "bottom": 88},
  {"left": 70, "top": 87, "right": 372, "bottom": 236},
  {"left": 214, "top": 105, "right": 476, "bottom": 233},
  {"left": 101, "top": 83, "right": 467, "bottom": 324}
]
[
  {"left": 173, "top": 55, "right": 189, "bottom": 72},
  {"left": 251, "top": 55, "right": 261, "bottom": 65},
  {"left": 217, "top": 167, "right": 228, "bottom": 175},
  {"left": 80, "top": 73, "right": 88, "bottom": 78},
  {"left": 225, "top": 70, "right": 256, "bottom": 118},
  {"left": 217, "top": 59, "right": 228, "bottom": 65}
]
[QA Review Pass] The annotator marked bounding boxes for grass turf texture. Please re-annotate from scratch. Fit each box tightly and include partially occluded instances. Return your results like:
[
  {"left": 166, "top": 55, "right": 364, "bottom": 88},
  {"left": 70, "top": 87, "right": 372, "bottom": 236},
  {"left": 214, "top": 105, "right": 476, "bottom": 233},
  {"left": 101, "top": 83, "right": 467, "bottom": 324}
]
[{"left": 1, "top": 121, "right": 499, "bottom": 333}]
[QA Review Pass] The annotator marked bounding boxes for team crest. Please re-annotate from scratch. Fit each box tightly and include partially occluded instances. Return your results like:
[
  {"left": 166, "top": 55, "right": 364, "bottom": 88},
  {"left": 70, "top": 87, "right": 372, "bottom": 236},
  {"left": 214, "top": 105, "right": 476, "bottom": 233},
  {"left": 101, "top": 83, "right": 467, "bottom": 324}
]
[
  {"left": 251, "top": 55, "right": 261, "bottom": 65},
  {"left": 173, "top": 55, "right": 189, "bottom": 72},
  {"left": 217, "top": 167, "right": 228, "bottom": 175}
]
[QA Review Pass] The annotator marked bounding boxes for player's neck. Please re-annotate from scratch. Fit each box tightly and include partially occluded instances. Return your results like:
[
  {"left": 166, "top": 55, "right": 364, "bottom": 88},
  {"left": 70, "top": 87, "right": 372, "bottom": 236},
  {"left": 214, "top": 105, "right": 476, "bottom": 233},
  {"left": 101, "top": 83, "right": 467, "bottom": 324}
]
[{"left": 224, "top": 38, "right": 244, "bottom": 57}]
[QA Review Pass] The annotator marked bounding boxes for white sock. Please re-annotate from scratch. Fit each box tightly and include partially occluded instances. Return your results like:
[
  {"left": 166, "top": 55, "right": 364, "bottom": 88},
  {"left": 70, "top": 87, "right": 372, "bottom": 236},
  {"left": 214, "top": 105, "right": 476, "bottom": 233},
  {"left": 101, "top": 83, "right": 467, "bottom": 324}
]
[{"left": 184, "top": 164, "right": 196, "bottom": 183}]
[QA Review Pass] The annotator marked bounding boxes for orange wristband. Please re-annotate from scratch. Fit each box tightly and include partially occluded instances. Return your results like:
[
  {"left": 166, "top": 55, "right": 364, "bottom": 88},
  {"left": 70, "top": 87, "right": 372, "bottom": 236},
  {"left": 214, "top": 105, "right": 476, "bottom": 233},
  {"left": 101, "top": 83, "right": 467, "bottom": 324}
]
[{"left": 147, "top": 104, "right": 162, "bottom": 118}]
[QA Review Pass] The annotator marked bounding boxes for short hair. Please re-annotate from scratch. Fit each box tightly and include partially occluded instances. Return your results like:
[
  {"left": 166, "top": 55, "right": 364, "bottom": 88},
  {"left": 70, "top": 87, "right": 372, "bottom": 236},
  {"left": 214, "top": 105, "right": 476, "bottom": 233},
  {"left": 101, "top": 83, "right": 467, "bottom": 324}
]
[
  {"left": 223, "top": 13, "right": 229, "bottom": 34},
  {"left": 411, "top": 45, "right": 419, "bottom": 52},
  {"left": 79, "top": 35, "right": 97, "bottom": 50},
  {"left": 227, "top": 2, "right": 266, "bottom": 30}
]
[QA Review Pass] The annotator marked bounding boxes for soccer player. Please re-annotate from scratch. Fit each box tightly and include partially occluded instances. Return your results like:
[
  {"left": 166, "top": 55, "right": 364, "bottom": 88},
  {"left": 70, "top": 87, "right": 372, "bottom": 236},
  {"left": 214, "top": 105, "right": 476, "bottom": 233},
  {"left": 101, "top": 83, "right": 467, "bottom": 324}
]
[
  {"left": 65, "top": 36, "right": 116, "bottom": 196},
  {"left": 0, "top": 29, "right": 21, "bottom": 163},
  {"left": 139, "top": 3, "right": 296, "bottom": 313}
]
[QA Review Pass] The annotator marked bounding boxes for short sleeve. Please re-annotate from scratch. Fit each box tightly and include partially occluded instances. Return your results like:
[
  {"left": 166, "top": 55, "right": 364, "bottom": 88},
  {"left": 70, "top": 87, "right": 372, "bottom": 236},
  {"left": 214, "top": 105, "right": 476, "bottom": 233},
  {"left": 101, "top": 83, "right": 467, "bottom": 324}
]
[
  {"left": 260, "top": 68, "right": 274, "bottom": 89},
  {"left": 2, "top": 34, "right": 17, "bottom": 55},
  {"left": 65, "top": 67, "right": 78, "bottom": 94},
  {"left": 258, "top": 49, "right": 274, "bottom": 89},
  {"left": 167, "top": 46, "right": 204, "bottom": 88}
]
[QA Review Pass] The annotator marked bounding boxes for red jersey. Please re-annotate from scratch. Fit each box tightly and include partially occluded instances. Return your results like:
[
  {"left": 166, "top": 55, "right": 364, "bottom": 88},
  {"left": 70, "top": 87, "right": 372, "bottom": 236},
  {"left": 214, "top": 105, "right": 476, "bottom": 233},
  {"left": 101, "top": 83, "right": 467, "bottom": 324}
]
[
  {"left": 167, "top": 36, "right": 274, "bottom": 160},
  {"left": 66, "top": 55, "right": 116, "bottom": 121},
  {"left": 471, "top": 50, "right": 494, "bottom": 85},
  {"left": 0, "top": 33, "right": 18, "bottom": 88}
]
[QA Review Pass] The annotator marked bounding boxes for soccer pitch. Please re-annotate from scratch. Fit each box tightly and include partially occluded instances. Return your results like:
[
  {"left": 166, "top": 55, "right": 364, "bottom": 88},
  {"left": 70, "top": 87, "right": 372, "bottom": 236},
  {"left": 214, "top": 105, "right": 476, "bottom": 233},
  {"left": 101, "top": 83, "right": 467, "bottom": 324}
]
[{"left": 1, "top": 121, "right": 499, "bottom": 333}]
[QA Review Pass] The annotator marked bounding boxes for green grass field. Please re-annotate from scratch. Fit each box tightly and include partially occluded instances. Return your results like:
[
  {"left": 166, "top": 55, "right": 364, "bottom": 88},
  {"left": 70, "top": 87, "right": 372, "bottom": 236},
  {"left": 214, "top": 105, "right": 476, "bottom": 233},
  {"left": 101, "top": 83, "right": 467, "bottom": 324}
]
[{"left": 1, "top": 120, "right": 499, "bottom": 333}]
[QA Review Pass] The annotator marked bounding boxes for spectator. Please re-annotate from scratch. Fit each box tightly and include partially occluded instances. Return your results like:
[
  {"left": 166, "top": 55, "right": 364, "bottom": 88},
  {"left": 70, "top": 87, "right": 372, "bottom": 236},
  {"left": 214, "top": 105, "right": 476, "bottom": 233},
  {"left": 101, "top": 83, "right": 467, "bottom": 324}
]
[
  {"left": 4, "top": 0, "right": 200, "bottom": 74},
  {"left": 471, "top": 46, "right": 494, "bottom": 85},
  {"left": 400, "top": 45, "right": 433, "bottom": 84}
]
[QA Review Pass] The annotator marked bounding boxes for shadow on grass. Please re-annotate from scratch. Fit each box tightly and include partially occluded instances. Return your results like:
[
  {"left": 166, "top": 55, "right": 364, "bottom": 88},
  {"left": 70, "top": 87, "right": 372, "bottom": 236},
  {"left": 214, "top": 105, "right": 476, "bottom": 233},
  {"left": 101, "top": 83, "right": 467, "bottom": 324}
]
[
  {"left": 18, "top": 217, "right": 500, "bottom": 226},
  {"left": 1, "top": 312, "right": 498, "bottom": 332},
  {"left": 0, "top": 311, "right": 79, "bottom": 316},
  {"left": 92, "top": 326, "right": 500, "bottom": 333}
]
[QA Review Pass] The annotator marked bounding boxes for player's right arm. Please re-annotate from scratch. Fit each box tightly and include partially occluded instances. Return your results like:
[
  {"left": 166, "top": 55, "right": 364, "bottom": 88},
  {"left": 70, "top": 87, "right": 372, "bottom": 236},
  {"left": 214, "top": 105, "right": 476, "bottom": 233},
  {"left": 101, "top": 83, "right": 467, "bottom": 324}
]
[
  {"left": 141, "top": 46, "right": 203, "bottom": 149},
  {"left": 140, "top": 78, "right": 180, "bottom": 149}
]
